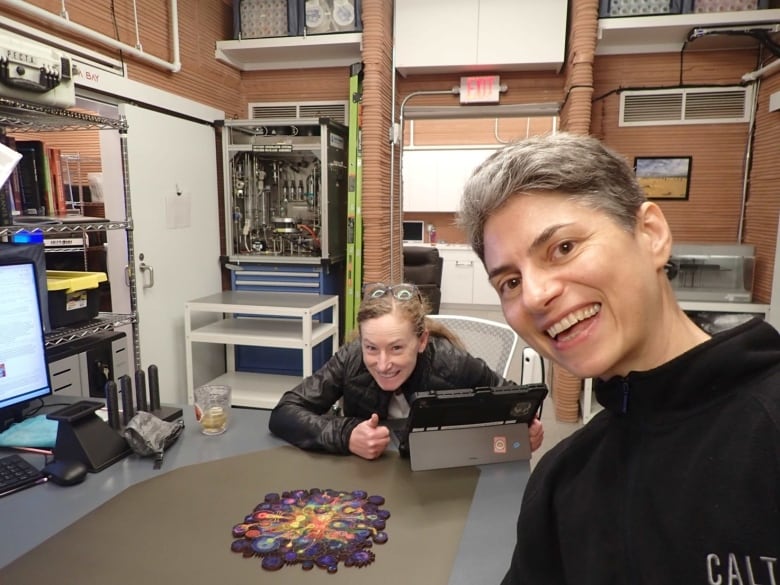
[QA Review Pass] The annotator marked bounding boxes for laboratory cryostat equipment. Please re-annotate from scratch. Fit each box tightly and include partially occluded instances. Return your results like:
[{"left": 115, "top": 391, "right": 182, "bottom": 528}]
[{"left": 221, "top": 118, "right": 348, "bottom": 264}]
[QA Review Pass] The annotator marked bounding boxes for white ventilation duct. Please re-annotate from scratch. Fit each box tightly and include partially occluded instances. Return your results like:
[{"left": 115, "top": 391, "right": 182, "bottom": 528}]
[
  {"left": 620, "top": 86, "right": 752, "bottom": 126},
  {"left": 0, "top": 0, "right": 181, "bottom": 73},
  {"left": 742, "top": 58, "right": 780, "bottom": 83}
]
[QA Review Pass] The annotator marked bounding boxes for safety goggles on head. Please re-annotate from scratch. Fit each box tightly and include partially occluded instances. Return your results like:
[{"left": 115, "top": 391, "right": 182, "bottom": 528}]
[{"left": 362, "top": 282, "right": 421, "bottom": 302}]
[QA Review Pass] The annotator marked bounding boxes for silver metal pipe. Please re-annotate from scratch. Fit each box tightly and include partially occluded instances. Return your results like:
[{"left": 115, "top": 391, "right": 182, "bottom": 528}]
[{"left": 0, "top": 0, "right": 181, "bottom": 72}]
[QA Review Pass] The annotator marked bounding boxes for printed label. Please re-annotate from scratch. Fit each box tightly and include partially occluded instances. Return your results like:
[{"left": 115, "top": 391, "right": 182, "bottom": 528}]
[{"left": 66, "top": 291, "right": 88, "bottom": 311}]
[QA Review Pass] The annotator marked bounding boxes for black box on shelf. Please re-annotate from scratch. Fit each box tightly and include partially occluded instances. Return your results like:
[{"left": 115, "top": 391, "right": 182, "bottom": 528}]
[
  {"left": 599, "top": 0, "right": 684, "bottom": 17},
  {"left": 234, "top": 0, "right": 299, "bottom": 39},
  {"left": 600, "top": 0, "right": 769, "bottom": 16},
  {"left": 298, "top": 0, "right": 362, "bottom": 35},
  {"left": 686, "top": 0, "right": 768, "bottom": 12},
  {"left": 46, "top": 270, "right": 106, "bottom": 328}
]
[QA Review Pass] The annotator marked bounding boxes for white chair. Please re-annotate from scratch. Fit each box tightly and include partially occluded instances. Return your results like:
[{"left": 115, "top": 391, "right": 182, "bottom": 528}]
[{"left": 427, "top": 314, "right": 520, "bottom": 379}]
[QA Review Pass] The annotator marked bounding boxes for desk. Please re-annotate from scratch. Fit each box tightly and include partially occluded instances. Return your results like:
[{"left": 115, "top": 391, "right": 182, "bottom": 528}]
[{"left": 0, "top": 405, "right": 529, "bottom": 584}]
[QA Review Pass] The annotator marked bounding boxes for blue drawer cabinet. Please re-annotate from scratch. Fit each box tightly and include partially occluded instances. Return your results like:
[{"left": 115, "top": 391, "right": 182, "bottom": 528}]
[
  {"left": 232, "top": 263, "right": 323, "bottom": 292},
  {"left": 229, "top": 261, "right": 343, "bottom": 376}
]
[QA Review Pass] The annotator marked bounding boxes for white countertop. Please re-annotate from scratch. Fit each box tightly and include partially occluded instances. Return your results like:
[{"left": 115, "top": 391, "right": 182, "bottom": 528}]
[
  {"left": 435, "top": 243, "right": 473, "bottom": 250},
  {"left": 403, "top": 242, "right": 474, "bottom": 250}
]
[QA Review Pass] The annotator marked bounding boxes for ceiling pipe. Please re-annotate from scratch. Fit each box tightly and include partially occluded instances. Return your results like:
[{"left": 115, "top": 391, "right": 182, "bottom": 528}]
[
  {"left": 404, "top": 102, "right": 561, "bottom": 120},
  {"left": 393, "top": 88, "right": 459, "bottom": 277},
  {"left": 0, "top": 0, "right": 181, "bottom": 73},
  {"left": 742, "top": 57, "right": 780, "bottom": 83}
]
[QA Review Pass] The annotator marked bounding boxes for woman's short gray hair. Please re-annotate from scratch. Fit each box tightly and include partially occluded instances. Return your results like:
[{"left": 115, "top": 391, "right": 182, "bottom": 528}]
[{"left": 458, "top": 132, "right": 647, "bottom": 261}]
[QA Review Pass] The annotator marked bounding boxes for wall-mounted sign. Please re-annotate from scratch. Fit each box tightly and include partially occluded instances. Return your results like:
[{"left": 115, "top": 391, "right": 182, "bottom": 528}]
[{"left": 459, "top": 75, "right": 501, "bottom": 104}]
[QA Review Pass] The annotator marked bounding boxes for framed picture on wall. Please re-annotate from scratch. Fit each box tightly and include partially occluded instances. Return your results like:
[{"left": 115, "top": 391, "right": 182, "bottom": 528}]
[{"left": 634, "top": 156, "right": 692, "bottom": 200}]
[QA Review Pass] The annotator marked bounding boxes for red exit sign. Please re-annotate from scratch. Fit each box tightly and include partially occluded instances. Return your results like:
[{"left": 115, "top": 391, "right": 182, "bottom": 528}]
[{"left": 459, "top": 75, "right": 501, "bottom": 104}]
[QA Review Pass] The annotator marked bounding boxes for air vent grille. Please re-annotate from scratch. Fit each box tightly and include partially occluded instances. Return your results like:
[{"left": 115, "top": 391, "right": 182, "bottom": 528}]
[
  {"left": 620, "top": 87, "right": 750, "bottom": 126},
  {"left": 684, "top": 90, "right": 746, "bottom": 120},
  {"left": 250, "top": 104, "right": 297, "bottom": 119},
  {"left": 248, "top": 101, "right": 348, "bottom": 124},
  {"left": 622, "top": 93, "right": 683, "bottom": 123}
]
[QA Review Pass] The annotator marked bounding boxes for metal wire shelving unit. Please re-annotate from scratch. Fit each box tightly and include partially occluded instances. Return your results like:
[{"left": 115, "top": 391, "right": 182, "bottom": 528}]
[{"left": 0, "top": 97, "right": 140, "bottom": 366}]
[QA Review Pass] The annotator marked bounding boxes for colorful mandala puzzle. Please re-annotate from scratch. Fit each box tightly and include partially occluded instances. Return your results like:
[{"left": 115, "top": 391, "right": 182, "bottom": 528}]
[{"left": 230, "top": 488, "right": 390, "bottom": 573}]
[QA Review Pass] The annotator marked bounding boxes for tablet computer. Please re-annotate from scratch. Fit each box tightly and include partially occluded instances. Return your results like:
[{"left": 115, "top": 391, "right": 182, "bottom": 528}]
[{"left": 391, "top": 383, "right": 548, "bottom": 471}]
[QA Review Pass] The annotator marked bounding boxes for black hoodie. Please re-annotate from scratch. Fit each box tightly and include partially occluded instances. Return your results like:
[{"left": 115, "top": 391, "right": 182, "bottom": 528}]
[{"left": 502, "top": 318, "right": 780, "bottom": 585}]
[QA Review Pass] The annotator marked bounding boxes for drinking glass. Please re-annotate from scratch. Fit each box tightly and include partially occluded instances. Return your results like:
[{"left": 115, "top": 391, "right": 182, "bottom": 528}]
[{"left": 193, "top": 384, "right": 231, "bottom": 435}]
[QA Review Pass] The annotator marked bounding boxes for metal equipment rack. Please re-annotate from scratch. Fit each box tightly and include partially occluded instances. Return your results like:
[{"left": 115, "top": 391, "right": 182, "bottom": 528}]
[{"left": 0, "top": 97, "right": 140, "bottom": 368}]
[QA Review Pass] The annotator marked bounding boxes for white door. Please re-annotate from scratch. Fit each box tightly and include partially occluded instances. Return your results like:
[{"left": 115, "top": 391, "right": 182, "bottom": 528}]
[{"left": 103, "top": 104, "right": 224, "bottom": 404}]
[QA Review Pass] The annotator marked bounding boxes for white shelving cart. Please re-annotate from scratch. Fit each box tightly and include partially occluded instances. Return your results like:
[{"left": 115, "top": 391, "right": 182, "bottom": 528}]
[{"left": 184, "top": 290, "right": 339, "bottom": 409}]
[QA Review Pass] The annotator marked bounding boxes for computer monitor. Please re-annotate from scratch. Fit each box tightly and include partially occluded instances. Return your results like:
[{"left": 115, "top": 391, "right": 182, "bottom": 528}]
[
  {"left": 402, "top": 220, "right": 425, "bottom": 243},
  {"left": 0, "top": 261, "right": 52, "bottom": 432}
]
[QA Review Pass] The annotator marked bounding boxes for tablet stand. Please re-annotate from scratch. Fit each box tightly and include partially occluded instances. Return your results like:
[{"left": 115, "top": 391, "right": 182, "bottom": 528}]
[{"left": 48, "top": 401, "right": 131, "bottom": 472}]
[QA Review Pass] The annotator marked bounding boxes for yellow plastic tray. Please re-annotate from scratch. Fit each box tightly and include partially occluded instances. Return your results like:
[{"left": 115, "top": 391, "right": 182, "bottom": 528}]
[{"left": 46, "top": 270, "right": 107, "bottom": 294}]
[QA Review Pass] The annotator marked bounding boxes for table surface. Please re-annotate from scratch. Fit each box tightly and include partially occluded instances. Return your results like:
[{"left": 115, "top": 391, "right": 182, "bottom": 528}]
[{"left": 0, "top": 404, "right": 529, "bottom": 584}]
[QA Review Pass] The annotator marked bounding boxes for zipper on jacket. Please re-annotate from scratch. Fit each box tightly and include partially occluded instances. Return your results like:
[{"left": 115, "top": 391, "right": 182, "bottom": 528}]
[
  {"left": 621, "top": 379, "right": 630, "bottom": 414},
  {"left": 623, "top": 429, "right": 642, "bottom": 584},
  {"left": 621, "top": 376, "right": 641, "bottom": 583}
]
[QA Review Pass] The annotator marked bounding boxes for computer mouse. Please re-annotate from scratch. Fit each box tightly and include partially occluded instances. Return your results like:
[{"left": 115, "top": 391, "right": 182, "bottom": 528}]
[{"left": 42, "top": 459, "right": 89, "bottom": 486}]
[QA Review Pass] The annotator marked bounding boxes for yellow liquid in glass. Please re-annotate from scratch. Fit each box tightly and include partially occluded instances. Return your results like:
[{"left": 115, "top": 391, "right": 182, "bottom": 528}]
[{"left": 199, "top": 406, "right": 228, "bottom": 434}]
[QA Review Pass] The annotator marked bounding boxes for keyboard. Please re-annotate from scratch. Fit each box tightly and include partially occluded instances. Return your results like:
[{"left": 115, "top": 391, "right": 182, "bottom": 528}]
[{"left": 0, "top": 453, "right": 45, "bottom": 498}]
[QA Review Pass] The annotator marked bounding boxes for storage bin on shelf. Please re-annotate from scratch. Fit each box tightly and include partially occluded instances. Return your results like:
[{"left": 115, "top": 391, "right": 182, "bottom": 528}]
[{"left": 46, "top": 270, "right": 107, "bottom": 328}]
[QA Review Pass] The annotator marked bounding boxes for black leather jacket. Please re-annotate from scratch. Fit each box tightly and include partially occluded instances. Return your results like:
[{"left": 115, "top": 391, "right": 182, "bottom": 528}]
[{"left": 268, "top": 335, "right": 508, "bottom": 454}]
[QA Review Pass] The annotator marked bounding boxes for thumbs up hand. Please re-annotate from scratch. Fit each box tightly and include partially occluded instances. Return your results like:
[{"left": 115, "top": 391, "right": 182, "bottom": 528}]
[{"left": 349, "top": 413, "right": 390, "bottom": 460}]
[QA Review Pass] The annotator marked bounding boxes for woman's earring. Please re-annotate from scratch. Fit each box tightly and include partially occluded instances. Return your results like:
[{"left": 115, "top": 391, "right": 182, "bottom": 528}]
[{"left": 664, "top": 260, "right": 678, "bottom": 280}]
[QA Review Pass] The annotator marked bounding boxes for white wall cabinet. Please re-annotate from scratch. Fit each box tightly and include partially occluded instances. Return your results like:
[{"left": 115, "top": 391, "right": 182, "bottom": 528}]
[
  {"left": 403, "top": 149, "right": 495, "bottom": 212},
  {"left": 401, "top": 149, "right": 438, "bottom": 212},
  {"left": 439, "top": 246, "right": 499, "bottom": 306},
  {"left": 395, "top": 0, "right": 567, "bottom": 75},
  {"left": 471, "top": 258, "right": 499, "bottom": 305},
  {"left": 441, "top": 249, "right": 474, "bottom": 304},
  {"left": 395, "top": 0, "right": 478, "bottom": 72},
  {"left": 437, "top": 150, "right": 493, "bottom": 210}
]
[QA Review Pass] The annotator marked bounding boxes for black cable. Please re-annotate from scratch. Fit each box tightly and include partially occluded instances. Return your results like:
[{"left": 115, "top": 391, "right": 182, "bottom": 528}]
[
  {"left": 678, "top": 39, "right": 690, "bottom": 87},
  {"left": 25, "top": 400, "right": 72, "bottom": 419},
  {"left": 24, "top": 398, "right": 47, "bottom": 418},
  {"left": 560, "top": 84, "right": 594, "bottom": 110},
  {"left": 109, "top": 0, "right": 126, "bottom": 71},
  {"left": 691, "top": 28, "right": 780, "bottom": 58}
]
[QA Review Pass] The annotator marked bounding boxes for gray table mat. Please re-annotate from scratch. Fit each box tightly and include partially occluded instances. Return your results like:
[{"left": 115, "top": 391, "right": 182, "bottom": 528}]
[{"left": 1, "top": 446, "right": 480, "bottom": 584}]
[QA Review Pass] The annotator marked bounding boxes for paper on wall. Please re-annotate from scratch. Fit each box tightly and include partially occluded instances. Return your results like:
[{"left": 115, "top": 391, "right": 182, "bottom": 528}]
[{"left": 165, "top": 190, "right": 191, "bottom": 229}]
